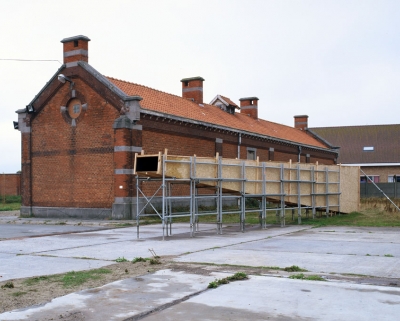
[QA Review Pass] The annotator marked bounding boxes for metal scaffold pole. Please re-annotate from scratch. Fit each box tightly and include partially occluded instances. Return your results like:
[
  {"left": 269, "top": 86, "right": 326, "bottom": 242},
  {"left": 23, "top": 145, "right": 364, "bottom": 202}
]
[{"left": 360, "top": 169, "right": 400, "bottom": 212}]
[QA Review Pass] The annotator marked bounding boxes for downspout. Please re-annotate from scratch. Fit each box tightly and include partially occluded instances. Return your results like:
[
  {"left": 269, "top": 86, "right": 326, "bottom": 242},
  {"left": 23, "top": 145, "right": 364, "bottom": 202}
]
[
  {"left": 29, "top": 115, "right": 33, "bottom": 217},
  {"left": 298, "top": 146, "right": 302, "bottom": 163},
  {"left": 237, "top": 133, "right": 241, "bottom": 159}
]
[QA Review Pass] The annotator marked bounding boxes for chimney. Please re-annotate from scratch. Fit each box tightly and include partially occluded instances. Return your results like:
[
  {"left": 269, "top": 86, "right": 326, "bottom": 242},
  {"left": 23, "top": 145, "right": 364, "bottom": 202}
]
[
  {"left": 61, "top": 35, "right": 91, "bottom": 67},
  {"left": 294, "top": 115, "right": 308, "bottom": 130},
  {"left": 239, "top": 97, "right": 259, "bottom": 119},
  {"left": 181, "top": 77, "right": 204, "bottom": 104}
]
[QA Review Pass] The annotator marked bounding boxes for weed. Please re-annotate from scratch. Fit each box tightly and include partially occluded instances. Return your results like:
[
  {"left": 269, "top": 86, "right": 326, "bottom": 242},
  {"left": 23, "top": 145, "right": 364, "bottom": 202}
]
[
  {"left": 208, "top": 272, "right": 248, "bottom": 289},
  {"left": 208, "top": 281, "right": 219, "bottom": 288},
  {"left": 217, "top": 278, "right": 229, "bottom": 284},
  {"left": 12, "top": 291, "right": 27, "bottom": 297},
  {"left": 115, "top": 257, "right": 129, "bottom": 262},
  {"left": 284, "top": 265, "right": 308, "bottom": 272},
  {"left": 384, "top": 254, "right": 394, "bottom": 257},
  {"left": 289, "top": 273, "right": 305, "bottom": 279},
  {"left": 132, "top": 257, "right": 147, "bottom": 263},
  {"left": 227, "top": 272, "right": 248, "bottom": 281},
  {"left": 1, "top": 281, "right": 14, "bottom": 289},
  {"left": 289, "top": 273, "right": 326, "bottom": 281},
  {"left": 366, "top": 254, "right": 371, "bottom": 256},
  {"left": 149, "top": 258, "right": 161, "bottom": 265}
]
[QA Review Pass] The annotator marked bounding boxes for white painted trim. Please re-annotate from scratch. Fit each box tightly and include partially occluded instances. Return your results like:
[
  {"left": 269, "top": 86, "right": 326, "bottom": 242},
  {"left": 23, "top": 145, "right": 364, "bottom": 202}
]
[{"left": 341, "top": 163, "right": 400, "bottom": 167}]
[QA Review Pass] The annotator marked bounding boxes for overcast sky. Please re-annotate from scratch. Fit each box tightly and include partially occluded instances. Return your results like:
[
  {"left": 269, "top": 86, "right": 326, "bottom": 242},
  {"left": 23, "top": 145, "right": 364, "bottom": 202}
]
[{"left": 1, "top": 0, "right": 399, "bottom": 173}]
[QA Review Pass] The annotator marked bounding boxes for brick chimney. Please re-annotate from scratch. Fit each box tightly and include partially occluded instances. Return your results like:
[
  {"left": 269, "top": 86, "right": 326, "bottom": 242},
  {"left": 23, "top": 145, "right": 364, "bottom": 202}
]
[
  {"left": 61, "top": 35, "right": 91, "bottom": 67},
  {"left": 181, "top": 77, "right": 204, "bottom": 104},
  {"left": 294, "top": 115, "right": 308, "bottom": 130},
  {"left": 239, "top": 97, "right": 259, "bottom": 119}
]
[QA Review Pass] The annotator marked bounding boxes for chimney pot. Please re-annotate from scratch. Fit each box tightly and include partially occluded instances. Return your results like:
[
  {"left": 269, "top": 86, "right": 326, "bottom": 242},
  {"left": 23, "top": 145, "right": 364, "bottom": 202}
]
[
  {"left": 180, "top": 76, "right": 204, "bottom": 104},
  {"left": 61, "top": 35, "right": 91, "bottom": 67},
  {"left": 294, "top": 115, "right": 308, "bottom": 130},
  {"left": 239, "top": 97, "right": 259, "bottom": 119}
]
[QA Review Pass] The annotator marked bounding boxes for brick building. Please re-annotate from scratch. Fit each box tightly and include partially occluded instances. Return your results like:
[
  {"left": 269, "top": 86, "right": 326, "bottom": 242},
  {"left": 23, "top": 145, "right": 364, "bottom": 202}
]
[
  {"left": 0, "top": 173, "right": 21, "bottom": 196},
  {"left": 15, "top": 35, "right": 338, "bottom": 219}
]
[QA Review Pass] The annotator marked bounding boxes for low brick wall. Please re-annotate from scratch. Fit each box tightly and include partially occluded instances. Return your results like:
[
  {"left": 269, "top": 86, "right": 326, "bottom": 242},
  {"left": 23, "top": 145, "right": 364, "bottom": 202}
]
[{"left": 0, "top": 173, "right": 21, "bottom": 196}]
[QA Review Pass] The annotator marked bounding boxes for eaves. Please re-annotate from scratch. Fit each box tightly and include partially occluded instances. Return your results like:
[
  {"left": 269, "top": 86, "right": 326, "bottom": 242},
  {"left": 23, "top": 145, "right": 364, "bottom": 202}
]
[{"left": 141, "top": 109, "right": 338, "bottom": 155}]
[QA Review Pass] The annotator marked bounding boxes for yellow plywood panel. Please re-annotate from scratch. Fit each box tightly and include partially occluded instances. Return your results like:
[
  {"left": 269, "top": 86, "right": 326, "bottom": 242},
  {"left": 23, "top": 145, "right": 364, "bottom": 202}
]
[
  {"left": 134, "top": 152, "right": 359, "bottom": 214},
  {"left": 339, "top": 165, "right": 360, "bottom": 213}
]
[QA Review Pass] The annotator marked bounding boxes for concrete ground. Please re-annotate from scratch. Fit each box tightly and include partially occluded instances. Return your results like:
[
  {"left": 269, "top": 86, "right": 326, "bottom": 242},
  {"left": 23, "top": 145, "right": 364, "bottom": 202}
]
[{"left": 1, "top": 213, "right": 400, "bottom": 320}]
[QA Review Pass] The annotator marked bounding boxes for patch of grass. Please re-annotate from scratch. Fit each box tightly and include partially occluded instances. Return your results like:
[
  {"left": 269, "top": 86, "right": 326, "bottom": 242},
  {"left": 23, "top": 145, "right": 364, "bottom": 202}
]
[
  {"left": 115, "top": 257, "right": 129, "bottom": 262},
  {"left": 114, "top": 223, "right": 134, "bottom": 227},
  {"left": 289, "top": 273, "right": 326, "bottom": 281},
  {"left": 299, "top": 209, "right": 400, "bottom": 228},
  {"left": 23, "top": 276, "right": 53, "bottom": 286},
  {"left": 11, "top": 291, "right": 27, "bottom": 297},
  {"left": 1, "top": 281, "right": 14, "bottom": 289},
  {"left": 61, "top": 269, "right": 111, "bottom": 287},
  {"left": 132, "top": 257, "right": 147, "bottom": 263},
  {"left": 138, "top": 203, "right": 400, "bottom": 228},
  {"left": 384, "top": 254, "right": 394, "bottom": 257},
  {"left": 283, "top": 265, "right": 308, "bottom": 272},
  {"left": 306, "top": 275, "right": 327, "bottom": 281},
  {"left": 208, "top": 272, "right": 248, "bottom": 289},
  {"left": 0, "top": 195, "right": 21, "bottom": 211},
  {"left": 366, "top": 254, "right": 371, "bottom": 256},
  {"left": 23, "top": 268, "right": 112, "bottom": 288}
]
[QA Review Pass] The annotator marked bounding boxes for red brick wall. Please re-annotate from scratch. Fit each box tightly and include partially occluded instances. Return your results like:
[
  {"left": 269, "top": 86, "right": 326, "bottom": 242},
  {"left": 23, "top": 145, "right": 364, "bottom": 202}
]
[
  {"left": 142, "top": 130, "right": 215, "bottom": 156},
  {"left": 29, "top": 79, "right": 118, "bottom": 208},
  {"left": 0, "top": 174, "right": 21, "bottom": 196}
]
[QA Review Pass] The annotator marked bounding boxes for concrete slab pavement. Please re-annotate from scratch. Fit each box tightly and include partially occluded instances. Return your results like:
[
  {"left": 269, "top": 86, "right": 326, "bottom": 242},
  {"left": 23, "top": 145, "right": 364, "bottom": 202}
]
[
  {"left": 1, "top": 219, "right": 400, "bottom": 320},
  {"left": 0, "top": 224, "right": 109, "bottom": 240},
  {"left": 0, "top": 270, "right": 219, "bottom": 321},
  {"left": 143, "top": 274, "right": 400, "bottom": 321},
  {"left": 2, "top": 270, "right": 400, "bottom": 321}
]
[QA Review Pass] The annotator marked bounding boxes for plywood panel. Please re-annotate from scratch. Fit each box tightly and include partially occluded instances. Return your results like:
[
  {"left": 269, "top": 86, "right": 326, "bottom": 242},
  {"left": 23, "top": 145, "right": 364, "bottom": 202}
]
[{"left": 134, "top": 153, "right": 359, "bottom": 213}]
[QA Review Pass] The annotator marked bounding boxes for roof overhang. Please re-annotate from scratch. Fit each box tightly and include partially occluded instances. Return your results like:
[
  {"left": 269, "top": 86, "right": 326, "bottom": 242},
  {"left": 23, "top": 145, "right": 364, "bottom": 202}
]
[{"left": 141, "top": 108, "right": 338, "bottom": 155}]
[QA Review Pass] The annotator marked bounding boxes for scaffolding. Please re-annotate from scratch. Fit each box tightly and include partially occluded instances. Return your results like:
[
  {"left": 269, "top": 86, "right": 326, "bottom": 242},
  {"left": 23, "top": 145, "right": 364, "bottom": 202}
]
[{"left": 134, "top": 152, "right": 358, "bottom": 239}]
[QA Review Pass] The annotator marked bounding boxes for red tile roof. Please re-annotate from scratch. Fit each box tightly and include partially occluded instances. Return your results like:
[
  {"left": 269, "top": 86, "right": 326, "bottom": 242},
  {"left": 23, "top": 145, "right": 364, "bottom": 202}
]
[
  {"left": 107, "top": 77, "right": 329, "bottom": 149},
  {"left": 219, "top": 95, "right": 239, "bottom": 108}
]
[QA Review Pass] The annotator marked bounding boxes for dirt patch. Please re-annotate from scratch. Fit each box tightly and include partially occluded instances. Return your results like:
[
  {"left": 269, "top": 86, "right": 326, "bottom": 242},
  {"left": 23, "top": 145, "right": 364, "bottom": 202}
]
[{"left": 0, "top": 260, "right": 170, "bottom": 314}]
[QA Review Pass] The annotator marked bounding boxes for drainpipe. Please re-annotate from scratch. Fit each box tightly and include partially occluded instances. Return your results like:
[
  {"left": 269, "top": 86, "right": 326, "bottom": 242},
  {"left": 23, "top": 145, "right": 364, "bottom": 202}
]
[
  {"left": 298, "top": 146, "right": 302, "bottom": 163},
  {"left": 237, "top": 133, "right": 241, "bottom": 159}
]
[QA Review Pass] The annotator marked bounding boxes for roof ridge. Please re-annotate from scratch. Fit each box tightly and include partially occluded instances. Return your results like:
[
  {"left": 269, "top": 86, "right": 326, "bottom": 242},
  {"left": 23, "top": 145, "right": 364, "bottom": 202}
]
[
  {"left": 311, "top": 124, "right": 400, "bottom": 129},
  {"left": 106, "top": 76, "right": 204, "bottom": 107}
]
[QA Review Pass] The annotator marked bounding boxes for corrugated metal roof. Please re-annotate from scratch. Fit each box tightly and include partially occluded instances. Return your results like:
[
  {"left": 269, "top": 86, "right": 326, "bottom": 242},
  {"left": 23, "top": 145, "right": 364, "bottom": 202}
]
[{"left": 310, "top": 125, "right": 400, "bottom": 164}]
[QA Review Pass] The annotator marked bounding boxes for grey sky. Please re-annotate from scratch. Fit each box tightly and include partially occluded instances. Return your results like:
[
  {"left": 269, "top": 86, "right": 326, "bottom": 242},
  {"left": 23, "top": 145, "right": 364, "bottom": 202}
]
[{"left": 1, "top": 0, "right": 399, "bottom": 172}]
